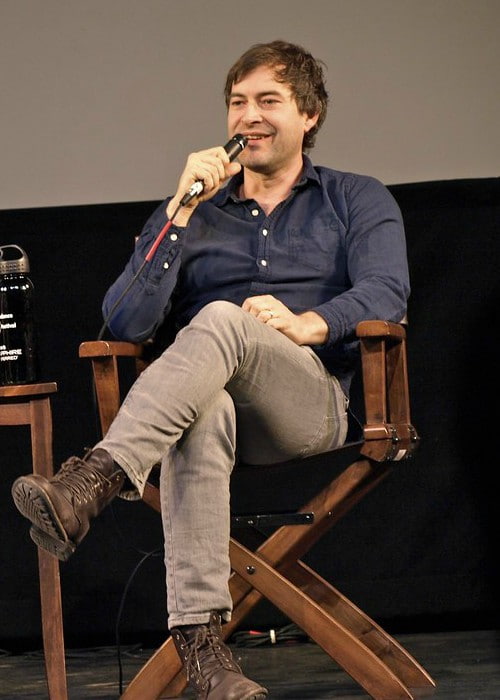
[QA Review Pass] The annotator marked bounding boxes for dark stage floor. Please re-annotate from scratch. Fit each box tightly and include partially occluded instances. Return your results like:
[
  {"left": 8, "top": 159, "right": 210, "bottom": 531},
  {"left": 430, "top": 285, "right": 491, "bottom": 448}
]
[{"left": 1, "top": 628, "right": 499, "bottom": 699}]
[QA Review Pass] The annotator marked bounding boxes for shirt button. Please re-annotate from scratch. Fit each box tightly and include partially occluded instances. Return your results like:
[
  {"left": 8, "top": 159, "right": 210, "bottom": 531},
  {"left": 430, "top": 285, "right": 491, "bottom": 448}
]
[
  {"left": 170, "top": 233, "right": 178, "bottom": 241},
  {"left": 163, "top": 262, "right": 169, "bottom": 269},
  {"left": 262, "top": 228, "right": 268, "bottom": 236},
  {"left": 251, "top": 208, "right": 259, "bottom": 217},
  {"left": 260, "top": 259, "right": 267, "bottom": 267}
]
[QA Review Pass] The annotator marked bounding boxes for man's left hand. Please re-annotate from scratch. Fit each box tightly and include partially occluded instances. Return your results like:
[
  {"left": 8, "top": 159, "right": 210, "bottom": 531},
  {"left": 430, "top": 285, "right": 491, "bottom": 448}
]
[{"left": 242, "top": 295, "right": 329, "bottom": 346}]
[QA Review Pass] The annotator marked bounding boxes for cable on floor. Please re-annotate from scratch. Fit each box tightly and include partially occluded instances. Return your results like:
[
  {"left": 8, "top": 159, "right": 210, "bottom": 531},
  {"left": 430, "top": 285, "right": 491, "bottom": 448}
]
[{"left": 231, "top": 623, "right": 309, "bottom": 647}]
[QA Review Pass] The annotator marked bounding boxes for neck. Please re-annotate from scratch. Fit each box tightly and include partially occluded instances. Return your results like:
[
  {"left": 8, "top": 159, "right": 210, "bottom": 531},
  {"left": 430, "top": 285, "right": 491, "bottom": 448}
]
[{"left": 240, "top": 159, "right": 304, "bottom": 215}]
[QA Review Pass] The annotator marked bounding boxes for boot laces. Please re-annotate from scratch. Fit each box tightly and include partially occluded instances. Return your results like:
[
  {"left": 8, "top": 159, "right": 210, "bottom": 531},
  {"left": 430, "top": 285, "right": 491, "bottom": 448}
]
[
  {"left": 185, "top": 625, "right": 241, "bottom": 685},
  {"left": 53, "top": 456, "right": 115, "bottom": 504}
]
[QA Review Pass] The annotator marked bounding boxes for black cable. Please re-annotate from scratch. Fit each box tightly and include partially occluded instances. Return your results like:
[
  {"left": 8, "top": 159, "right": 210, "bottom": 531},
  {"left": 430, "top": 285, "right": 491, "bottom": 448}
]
[
  {"left": 97, "top": 258, "right": 147, "bottom": 340},
  {"left": 115, "top": 548, "right": 163, "bottom": 695},
  {"left": 109, "top": 499, "right": 163, "bottom": 555},
  {"left": 107, "top": 501, "right": 163, "bottom": 693},
  {"left": 231, "top": 623, "right": 309, "bottom": 647}
]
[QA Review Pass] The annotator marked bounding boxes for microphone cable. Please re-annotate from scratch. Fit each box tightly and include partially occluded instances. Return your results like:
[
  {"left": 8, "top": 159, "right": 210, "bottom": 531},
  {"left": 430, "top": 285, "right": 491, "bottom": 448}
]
[
  {"left": 115, "top": 545, "right": 163, "bottom": 695},
  {"left": 96, "top": 200, "right": 183, "bottom": 341},
  {"left": 107, "top": 501, "right": 164, "bottom": 695}
]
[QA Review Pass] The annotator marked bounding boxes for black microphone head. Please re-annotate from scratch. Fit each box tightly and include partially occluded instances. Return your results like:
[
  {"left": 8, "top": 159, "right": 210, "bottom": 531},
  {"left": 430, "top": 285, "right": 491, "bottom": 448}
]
[{"left": 225, "top": 134, "right": 248, "bottom": 160}]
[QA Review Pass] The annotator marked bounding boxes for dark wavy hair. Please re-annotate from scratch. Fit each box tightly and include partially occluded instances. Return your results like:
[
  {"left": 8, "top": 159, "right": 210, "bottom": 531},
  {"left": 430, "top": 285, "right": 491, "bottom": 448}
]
[{"left": 224, "top": 40, "right": 329, "bottom": 151}]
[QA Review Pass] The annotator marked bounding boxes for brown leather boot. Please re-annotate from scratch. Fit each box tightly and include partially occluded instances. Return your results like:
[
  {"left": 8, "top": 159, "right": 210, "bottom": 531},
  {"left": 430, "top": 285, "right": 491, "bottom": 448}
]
[
  {"left": 172, "top": 612, "right": 267, "bottom": 700},
  {"left": 11, "top": 448, "right": 125, "bottom": 561}
]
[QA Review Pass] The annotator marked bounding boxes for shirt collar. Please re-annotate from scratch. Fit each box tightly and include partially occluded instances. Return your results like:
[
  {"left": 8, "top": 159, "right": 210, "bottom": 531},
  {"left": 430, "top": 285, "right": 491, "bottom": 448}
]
[{"left": 212, "top": 154, "right": 320, "bottom": 206}]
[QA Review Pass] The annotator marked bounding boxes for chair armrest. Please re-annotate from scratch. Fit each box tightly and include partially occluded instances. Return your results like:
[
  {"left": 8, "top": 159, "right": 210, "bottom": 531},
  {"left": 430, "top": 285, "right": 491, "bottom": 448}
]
[
  {"left": 79, "top": 340, "right": 147, "bottom": 436},
  {"left": 356, "top": 320, "right": 406, "bottom": 340},
  {"left": 356, "top": 320, "right": 418, "bottom": 461},
  {"left": 79, "top": 340, "right": 144, "bottom": 359}
]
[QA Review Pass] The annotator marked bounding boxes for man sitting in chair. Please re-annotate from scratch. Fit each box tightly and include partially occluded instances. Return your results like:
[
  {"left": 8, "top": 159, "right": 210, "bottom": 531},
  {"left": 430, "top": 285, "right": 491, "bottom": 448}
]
[{"left": 12, "top": 40, "right": 409, "bottom": 700}]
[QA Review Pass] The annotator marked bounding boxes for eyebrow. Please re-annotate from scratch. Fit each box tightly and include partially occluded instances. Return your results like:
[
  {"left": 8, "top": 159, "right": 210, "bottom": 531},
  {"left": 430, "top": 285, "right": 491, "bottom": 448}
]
[{"left": 229, "top": 90, "right": 286, "bottom": 100}]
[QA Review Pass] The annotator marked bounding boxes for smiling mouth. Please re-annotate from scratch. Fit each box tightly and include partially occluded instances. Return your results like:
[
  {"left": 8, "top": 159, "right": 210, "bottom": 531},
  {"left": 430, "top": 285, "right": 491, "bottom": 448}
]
[{"left": 244, "top": 134, "right": 271, "bottom": 143}]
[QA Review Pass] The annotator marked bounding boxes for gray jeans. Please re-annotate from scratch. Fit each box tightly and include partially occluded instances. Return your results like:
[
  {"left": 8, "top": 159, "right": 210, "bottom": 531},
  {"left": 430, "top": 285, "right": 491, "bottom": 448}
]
[{"left": 97, "top": 300, "right": 348, "bottom": 628}]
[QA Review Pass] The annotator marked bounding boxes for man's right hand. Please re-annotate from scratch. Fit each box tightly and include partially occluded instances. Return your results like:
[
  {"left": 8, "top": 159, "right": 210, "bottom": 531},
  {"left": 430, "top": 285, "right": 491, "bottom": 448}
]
[{"left": 166, "top": 145, "right": 242, "bottom": 227}]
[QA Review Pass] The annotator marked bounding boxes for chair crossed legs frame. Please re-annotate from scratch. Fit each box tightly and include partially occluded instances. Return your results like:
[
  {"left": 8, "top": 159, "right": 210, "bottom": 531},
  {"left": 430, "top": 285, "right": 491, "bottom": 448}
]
[{"left": 79, "top": 320, "right": 436, "bottom": 699}]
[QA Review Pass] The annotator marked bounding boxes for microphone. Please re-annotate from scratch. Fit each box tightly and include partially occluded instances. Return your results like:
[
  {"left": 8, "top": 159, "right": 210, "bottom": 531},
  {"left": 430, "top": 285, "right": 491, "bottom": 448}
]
[{"left": 179, "top": 133, "right": 248, "bottom": 206}]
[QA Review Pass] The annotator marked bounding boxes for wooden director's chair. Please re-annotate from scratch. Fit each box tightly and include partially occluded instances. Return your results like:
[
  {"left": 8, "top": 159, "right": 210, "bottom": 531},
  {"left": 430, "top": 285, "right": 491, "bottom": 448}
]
[{"left": 78, "top": 320, "right": 436, "bottom": 699}]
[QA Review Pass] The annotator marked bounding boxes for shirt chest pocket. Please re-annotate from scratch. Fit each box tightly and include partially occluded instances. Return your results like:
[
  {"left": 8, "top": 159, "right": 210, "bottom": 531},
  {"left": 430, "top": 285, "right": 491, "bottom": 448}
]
[{"left": 288, "top": 221, "right": 344, "bottom": 273}]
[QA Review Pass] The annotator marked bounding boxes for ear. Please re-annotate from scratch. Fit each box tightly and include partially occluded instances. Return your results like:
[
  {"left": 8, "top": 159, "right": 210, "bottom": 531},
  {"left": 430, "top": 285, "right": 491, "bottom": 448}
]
[{"left": 304, "top": 112, "right": 320, "bottom": 133}]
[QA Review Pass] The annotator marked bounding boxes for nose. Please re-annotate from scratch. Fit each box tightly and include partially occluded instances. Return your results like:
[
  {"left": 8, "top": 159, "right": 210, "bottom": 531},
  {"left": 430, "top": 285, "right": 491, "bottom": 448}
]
[{"left": 241, "top": 101, "right": 263, "bottom": 124}]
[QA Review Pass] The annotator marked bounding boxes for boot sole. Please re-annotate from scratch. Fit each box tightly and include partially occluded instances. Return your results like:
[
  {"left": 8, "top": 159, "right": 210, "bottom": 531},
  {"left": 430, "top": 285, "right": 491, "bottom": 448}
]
[
  {"left": 11, "top": 477, "right": 75, "bottom": 560},
  {"left": 232, "top": 691, "right": 267, "bottom": 700},
  {"left": 29, "top": 525, "right": 75, "bottom": 562}
]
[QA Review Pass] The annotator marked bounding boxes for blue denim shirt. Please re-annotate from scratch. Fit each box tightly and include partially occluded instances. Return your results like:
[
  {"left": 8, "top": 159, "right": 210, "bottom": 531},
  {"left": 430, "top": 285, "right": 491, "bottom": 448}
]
[{"left": 103, "top": 156, "right": 409, "bottom": 393}]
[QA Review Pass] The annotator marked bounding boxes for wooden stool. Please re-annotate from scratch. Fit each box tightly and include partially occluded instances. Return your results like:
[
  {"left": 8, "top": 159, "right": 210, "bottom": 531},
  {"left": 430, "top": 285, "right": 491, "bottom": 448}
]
[{"left": 0, "top": 382, "right": 68, "bottom": 700}]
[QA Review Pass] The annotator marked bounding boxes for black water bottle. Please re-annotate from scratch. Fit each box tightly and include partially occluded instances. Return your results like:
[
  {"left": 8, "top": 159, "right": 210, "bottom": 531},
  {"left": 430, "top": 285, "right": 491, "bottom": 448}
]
[{"left": 0, "top": 245, "right": 37, "bottom": 385}]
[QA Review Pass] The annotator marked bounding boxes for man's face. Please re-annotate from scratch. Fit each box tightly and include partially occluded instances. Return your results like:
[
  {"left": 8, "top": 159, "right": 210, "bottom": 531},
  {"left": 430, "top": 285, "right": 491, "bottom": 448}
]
[{"left": 227, "top": 65, "right": 317, "bottom": 175}]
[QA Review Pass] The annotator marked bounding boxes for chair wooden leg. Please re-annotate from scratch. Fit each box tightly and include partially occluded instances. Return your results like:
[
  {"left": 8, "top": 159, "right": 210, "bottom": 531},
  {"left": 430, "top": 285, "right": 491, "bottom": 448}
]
[
  {"left": 286, "top": 560, "right": 435, "bottom": 690},
  {"left": 120, "top": 639, "right": 183, "bottom": 699},
  {"left": 37, "top": 550, "right": 67, "bottom": 699},
  {"left": 231, "top": 540, "right": 413, "bottom": 699},
  {"left": 30, "top": 397, "right": 68, "bottom": 700},
  {"left": 230, "top": 541, "right": 435, "bottom": 700}
]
